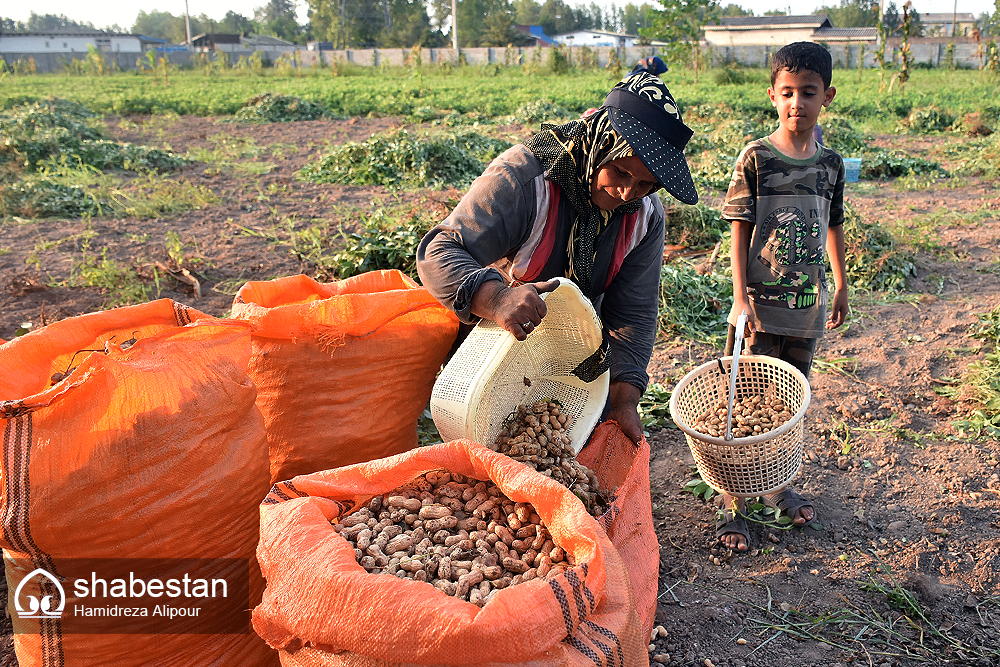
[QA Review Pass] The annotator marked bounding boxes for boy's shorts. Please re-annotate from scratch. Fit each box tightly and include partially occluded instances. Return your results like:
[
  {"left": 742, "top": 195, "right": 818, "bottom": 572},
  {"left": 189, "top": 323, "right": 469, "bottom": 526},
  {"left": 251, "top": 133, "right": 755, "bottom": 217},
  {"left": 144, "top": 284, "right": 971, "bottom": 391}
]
[{"left": 724, "top": 325, "right": 817, "bottom": 379}]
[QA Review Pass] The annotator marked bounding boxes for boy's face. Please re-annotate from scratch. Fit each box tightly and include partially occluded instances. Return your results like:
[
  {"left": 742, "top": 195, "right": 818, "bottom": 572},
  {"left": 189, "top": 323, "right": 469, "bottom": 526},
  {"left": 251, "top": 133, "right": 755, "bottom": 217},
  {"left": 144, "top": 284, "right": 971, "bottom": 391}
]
[{"left": 767, "top": 68, "right": 836, "bottom": 136}]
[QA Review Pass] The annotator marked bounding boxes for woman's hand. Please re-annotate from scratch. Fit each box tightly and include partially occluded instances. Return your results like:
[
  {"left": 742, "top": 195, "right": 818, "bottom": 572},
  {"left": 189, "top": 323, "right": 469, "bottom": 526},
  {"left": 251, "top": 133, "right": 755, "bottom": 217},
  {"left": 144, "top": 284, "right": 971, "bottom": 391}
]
[
  {"left": 471, "top": 279, "right": 561, "bottom": 341},
  {"left": 605, "top": 381, "right": 644, "bottom": 445}
]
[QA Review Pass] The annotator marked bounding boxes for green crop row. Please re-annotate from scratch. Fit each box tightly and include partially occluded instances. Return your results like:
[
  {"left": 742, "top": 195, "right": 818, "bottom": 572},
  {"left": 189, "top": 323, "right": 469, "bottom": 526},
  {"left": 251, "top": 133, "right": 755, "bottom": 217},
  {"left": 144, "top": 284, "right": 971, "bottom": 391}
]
[{"left": 1, "top": 69, "right": 996, "bottom": 132}]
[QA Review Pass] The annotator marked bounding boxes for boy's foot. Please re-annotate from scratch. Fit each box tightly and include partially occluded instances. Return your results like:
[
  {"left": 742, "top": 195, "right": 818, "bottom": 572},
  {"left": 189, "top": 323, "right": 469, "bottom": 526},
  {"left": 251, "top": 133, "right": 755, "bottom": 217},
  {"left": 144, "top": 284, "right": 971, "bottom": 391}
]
[
  {"left": 764, "top": 487, "right": 815, "bottom": 525},
  {"left": 715, "top": 506, "right": 749, "bottom": 552}
]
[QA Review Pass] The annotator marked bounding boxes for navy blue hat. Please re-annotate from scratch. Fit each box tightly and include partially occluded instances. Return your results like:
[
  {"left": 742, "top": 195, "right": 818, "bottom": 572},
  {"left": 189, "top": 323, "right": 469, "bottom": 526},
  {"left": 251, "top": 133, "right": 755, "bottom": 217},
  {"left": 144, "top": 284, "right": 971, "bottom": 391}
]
[{"left": 604, "top": 72, "right": 698, "bottom": 205}]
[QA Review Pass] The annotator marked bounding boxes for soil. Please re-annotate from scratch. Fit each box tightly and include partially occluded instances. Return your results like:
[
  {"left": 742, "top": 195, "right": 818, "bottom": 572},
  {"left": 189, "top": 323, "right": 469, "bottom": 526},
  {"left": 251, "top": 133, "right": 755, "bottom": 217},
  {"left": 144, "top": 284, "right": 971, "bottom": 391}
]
[{"left": 2, "top": 116, "right": 999, "bottom": 666}]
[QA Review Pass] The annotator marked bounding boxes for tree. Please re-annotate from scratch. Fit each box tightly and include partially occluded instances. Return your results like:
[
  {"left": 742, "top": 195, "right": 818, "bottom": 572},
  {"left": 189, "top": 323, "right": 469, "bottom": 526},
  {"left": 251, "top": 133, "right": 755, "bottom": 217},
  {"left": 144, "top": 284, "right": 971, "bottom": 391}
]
[
  {"left": 219, "top": 11, "right": 257, "bottom": 35},
  {"left": 384, "top": 0, "right": 444, "bottom": 46},
  {"left": 621, "top": 3, "right": 656, "bottom": 35},
  {"left": 643, "top": 0, "right": 720, "bottom": 80},
  {"left": 882, "top": 1, "right": 900, "bottom": 35},
  {"left": 814, "top": 0, "right": 876, "bottom": 28},
  {"left": 481, "top": 11, "right": 519, "bottom": 45},
  {"left": 132, "top": 10, "right": 189, "bottom": 43},
  {"left": 255, "top": 0, "right": 303, "bottom": 41},
  {"left": 976, "top": 10, "right": 1000, "bottom": 37},
  {"left": 24, "top": 12, "right": 94, "bottom": 31},
  {"left": 720, "top": 3, "right": 753, "bottom": 17}
]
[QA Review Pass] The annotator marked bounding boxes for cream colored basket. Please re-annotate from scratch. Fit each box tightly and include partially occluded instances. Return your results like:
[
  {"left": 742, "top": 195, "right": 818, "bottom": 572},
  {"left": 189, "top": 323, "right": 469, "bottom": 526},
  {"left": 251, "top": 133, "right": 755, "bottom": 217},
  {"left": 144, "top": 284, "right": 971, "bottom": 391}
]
[
  {"left": 430, "top": 278, "right": 610, "bottom": 455},
  {"left": 669, "top": 355, "right": 810, "bottom": 498}
]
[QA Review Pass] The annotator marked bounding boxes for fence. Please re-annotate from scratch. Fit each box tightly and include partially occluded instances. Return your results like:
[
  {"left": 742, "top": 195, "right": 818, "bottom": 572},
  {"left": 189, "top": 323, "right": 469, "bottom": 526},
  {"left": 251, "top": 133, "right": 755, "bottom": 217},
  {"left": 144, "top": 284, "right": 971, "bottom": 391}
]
[
  {"left": 1, "top": 40, "right": 991, "bottom": 75},
  {"left": 709, "top": 38, "right": 986, "bottom": 69}
]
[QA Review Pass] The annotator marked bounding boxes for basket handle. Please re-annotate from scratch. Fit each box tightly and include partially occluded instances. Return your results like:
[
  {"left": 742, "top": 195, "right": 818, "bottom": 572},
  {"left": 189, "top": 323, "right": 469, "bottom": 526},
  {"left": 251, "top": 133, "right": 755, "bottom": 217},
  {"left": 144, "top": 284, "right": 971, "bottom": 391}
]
[{"left": 726, "top": 310, "right": 748, "bottom": 441}]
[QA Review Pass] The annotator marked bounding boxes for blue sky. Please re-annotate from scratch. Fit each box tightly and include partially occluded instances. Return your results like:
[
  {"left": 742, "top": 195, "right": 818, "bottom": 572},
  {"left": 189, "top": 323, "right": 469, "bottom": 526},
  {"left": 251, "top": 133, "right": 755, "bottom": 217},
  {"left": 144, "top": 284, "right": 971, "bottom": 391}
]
[{"left": 4, "top": 0, "right": 995, "bottom": 32}]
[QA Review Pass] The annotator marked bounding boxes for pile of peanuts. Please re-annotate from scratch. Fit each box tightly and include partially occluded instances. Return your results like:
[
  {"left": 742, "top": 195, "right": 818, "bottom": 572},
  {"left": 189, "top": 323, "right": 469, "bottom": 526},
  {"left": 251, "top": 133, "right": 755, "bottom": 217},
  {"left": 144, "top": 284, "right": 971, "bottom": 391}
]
[
  {"left": 485, "top": 401, "right": 606, "bottom": 516},
  {"left": 691, "top": 393, "right": 793, "bottom": 439},
  {"left": 334, "top": 470, "right": 573, "bottom": 607}
]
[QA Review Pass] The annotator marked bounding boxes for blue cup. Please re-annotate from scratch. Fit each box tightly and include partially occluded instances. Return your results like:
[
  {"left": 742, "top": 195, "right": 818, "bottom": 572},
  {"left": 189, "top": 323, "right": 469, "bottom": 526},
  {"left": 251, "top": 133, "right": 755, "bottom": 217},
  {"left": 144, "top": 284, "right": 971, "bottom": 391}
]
[{"left": 844, "top": 157, "right": 862, "bottom": 183}]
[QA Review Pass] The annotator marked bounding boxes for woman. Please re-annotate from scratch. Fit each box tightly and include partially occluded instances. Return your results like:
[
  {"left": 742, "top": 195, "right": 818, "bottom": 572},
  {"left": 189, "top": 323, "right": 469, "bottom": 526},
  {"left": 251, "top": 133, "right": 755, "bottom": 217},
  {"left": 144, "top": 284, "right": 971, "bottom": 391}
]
[{"left": 417, "top": 72, "right": 698, "bottom": 444}]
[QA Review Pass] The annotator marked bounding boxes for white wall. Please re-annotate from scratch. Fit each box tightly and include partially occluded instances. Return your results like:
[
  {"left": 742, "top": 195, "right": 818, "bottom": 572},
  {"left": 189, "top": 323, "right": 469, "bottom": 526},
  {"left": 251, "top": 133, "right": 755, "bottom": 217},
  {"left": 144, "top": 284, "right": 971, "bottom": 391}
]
[
  {"left": 0, "top": 34, "right": 142, "bottom": 53},
  {"left": 704, "top": 27, "right": 820, "bottom": 46}
]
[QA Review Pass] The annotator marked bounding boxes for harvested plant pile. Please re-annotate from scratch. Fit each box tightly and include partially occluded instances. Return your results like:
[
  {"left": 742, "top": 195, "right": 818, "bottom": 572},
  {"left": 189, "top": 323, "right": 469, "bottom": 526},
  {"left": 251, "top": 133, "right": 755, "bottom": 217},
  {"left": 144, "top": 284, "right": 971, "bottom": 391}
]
[
  {"left": 488, "top": 401, "right": 607, "bottom": 515},
  {"left": 691, "top": 393, "right": 793, "bottom": 439},
  {"left": 334, "top": 471, "right": 573, "bottom": 606}
]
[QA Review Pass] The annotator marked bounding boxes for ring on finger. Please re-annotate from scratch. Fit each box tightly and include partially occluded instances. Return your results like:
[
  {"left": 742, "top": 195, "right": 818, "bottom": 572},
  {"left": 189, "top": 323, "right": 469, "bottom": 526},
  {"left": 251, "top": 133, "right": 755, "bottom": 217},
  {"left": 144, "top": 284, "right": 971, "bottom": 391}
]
[{"left": 522, "top": 321, "right": 533, "bottom": 330}]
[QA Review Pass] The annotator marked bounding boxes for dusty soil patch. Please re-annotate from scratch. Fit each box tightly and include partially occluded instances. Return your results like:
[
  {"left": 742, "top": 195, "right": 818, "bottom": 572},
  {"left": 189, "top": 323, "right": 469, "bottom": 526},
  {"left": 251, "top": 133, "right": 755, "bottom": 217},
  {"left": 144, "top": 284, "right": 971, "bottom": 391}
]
[{"left": 1, "top": 118, "right": 999, "bottom": 666}]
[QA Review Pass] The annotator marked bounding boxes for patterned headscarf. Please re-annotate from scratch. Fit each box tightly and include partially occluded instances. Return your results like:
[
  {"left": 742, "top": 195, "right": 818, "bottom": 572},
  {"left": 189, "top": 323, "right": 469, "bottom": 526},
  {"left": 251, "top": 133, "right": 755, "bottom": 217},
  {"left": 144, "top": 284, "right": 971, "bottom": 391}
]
[{"left": 521, "top": 107, "right": 651, "bottom": 298}]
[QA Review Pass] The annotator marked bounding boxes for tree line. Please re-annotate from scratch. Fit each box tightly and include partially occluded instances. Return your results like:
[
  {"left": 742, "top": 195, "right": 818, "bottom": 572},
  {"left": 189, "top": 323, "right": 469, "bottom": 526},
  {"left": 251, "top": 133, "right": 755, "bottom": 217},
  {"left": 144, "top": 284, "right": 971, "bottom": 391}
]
[{"left": 3, "top": 0, "right": 999, "bottom": 50}]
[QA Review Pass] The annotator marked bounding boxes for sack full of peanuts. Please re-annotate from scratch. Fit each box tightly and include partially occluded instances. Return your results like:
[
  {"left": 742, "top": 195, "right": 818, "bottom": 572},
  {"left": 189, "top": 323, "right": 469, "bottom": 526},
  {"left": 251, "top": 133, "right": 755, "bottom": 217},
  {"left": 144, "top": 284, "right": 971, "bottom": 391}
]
[{"left": 252, "top": 439, "right": 648, "bottom": 667}]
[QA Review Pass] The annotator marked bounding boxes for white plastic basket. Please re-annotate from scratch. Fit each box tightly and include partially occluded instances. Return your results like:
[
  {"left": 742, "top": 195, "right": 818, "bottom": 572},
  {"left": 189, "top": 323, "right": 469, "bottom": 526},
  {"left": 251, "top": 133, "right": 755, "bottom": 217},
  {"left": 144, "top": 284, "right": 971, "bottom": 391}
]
[
  {"left": 669, "top": 355, "right": 810, "bottom": 498},
  {"left": 430, "top": 278, "right": 610, "bottom": 455}
]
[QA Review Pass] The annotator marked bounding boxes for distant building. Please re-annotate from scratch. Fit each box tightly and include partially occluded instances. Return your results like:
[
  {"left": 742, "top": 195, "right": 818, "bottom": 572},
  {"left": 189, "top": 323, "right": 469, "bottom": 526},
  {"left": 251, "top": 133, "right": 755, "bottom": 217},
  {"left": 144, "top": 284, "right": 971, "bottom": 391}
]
[
  {"left": 704, "top": 15, "right": 875, "bottom": 46},
  {"left": 138, "top": 35, "right": 188, "bottom": 54},
  {"left": 189, "top": 33, "right": 242, "bottom": 52},
  {"left": 0, "top": 29, "right": 143, "bottom": 53},
  {"left": 551, "top": 30, "right": 638, "bottom": 49},
  {"left": 189, "top": 33, "right": 295, "bottom": 52},
  {"left": 241, "top": 34, "right": 296, "bottom": 52},
  {"left": 919, "top": 12, "right": 977, "bottom": 37},
  {"left": 514, "top": 25, "right": 555, "bottom": 47}
]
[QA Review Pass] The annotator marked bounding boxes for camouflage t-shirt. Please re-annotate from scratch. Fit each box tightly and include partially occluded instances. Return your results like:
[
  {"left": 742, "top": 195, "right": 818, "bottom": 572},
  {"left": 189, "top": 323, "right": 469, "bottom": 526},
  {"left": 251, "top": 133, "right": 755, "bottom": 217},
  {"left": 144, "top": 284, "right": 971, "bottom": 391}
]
[{"left": 722, "top": 138, "right": 845, "bottom": 338}]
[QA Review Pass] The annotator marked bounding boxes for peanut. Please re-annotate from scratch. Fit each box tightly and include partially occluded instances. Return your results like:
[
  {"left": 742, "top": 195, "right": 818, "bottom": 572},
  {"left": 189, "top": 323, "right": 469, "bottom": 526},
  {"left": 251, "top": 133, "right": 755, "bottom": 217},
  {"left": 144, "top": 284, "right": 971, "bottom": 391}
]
[{"left": 337, "top": 471, "right": 575, "bottom": 606}]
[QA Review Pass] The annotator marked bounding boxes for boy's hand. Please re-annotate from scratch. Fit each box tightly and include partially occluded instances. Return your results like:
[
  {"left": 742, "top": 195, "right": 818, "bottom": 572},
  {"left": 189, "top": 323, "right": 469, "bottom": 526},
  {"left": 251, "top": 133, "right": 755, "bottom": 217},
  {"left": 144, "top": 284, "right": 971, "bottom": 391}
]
[
  {"left": 730, "top": 296, "right": 755, "bottom": 333},
  {"left": 826, "top": 288, "right": 849, "bottom": 329}
]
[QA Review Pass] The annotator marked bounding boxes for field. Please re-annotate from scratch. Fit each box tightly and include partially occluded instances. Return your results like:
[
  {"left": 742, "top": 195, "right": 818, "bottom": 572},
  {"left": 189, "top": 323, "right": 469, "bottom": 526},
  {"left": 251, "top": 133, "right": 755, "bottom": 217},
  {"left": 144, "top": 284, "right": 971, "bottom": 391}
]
[{"left": 2, "top": 65, "right": 1000, "bottom": 665}]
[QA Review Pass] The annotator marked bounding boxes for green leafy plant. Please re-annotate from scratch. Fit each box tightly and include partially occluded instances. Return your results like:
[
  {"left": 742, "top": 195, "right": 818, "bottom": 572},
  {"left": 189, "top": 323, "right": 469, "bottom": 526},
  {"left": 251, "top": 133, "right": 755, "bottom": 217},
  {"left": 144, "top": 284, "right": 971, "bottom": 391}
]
[
  {"left": 662, "top": 202, "right": 728, "bottom": 249},
  {"left": 860, "top": 149, "right": 946, "bottom": 179},
  {"left": 638, "top": 382, "right": 674, "bottom": 430},
  {"left": 841, "top": 204, "right": 916, "bottom": 292},
  {"left": 657, "top": 261, "right": 731, "bottom": 345},
  {"left": 938, "top": 305, "right": 1000, "bottom": 439},
  {"left": 298, "top": 128, "right": 511, "bottom": 190},
  {"left": 684, "top": 474, "right": 717, "bottom": 501},
  {"left": 233, "top": 93, "right": 331, "bottom": 123}
]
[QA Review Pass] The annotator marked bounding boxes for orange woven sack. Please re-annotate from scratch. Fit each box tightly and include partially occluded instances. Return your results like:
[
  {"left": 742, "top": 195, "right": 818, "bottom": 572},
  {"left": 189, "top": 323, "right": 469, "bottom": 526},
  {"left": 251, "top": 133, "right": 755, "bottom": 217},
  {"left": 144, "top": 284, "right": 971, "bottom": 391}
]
[
  {"left": 0, "top": 301, "right": 278, "bottom": 667},
  {"left": 578, "top": 422, "right": 659, "bottom": 641},
  {"left": 231, "top": 271, "right": 460, "bottom": 483},
  {"left": 252, "top": 440, "right": 647, "bottom": 667}
]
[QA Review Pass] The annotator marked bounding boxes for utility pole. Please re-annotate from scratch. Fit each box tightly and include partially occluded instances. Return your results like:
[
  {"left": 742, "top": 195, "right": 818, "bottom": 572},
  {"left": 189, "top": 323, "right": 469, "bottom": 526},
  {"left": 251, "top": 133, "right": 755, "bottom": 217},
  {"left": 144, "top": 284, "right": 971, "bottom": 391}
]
[
  {"left": 184, "top": 0, "right": 193, "bottom": 50},
  {"left": 951, "top": 0, "right": 958, "bottom": 37},
  {"left": 451, "top": 0, "right": 458, "bottom": 49}
]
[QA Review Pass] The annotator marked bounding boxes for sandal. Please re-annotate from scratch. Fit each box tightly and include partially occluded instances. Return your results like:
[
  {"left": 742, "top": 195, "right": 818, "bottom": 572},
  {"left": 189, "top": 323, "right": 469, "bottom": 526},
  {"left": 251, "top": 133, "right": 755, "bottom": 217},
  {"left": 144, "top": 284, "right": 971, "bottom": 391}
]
[
  {"left": 763, "top": 487, "right": 816, "bottom": 525},
  {"left": 715, "top": 507, "right": 750, "bottom": 551}
]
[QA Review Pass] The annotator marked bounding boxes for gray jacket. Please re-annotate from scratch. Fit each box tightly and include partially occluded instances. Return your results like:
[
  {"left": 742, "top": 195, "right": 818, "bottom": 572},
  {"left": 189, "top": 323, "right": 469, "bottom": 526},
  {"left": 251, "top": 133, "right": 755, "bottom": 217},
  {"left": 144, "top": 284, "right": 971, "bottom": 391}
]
[{"left": 416, "top": 144, "right": 665, "bottom": 392}]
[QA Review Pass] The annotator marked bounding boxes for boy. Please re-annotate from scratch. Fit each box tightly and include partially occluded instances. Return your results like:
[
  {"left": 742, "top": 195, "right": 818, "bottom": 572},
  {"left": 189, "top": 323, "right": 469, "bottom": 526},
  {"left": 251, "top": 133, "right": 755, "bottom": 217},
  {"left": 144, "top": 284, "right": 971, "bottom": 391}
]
[{"left": 716, "top": 41, "right": 849, "bottom": 552}]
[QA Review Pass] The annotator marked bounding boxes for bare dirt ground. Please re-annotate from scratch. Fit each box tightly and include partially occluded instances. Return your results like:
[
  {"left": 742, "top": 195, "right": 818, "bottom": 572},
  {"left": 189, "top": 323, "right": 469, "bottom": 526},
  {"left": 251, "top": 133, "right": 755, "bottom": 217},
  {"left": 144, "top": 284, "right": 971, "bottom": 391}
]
[{"left": 2, "top": 116, "right": 999, "bottom": 666}]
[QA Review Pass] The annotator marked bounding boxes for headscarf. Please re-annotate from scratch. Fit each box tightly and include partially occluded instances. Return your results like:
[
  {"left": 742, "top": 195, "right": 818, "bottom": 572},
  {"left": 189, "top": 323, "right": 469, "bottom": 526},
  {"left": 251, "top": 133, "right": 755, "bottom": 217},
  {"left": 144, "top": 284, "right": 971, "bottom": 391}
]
[{"left": 521, "top": 107, "right": 652, "bottom": 299}]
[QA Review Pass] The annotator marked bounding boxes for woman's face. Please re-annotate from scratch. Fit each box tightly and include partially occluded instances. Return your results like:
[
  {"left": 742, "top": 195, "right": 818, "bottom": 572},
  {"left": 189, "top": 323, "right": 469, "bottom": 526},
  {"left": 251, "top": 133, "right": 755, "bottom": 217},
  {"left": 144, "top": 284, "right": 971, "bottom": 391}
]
[{"left": 590, "top": 155, "right": 658, "bottom": 211}]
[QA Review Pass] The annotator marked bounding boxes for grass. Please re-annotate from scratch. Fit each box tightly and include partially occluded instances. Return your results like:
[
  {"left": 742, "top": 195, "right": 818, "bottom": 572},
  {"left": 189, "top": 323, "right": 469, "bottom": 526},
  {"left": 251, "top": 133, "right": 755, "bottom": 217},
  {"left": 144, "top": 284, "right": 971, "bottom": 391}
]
[
  {"left": 811, "top": 356, "right": 860, "bottom": 378},
  {"left": 936, "top": 305, "right": 1000, "bottom": 439},
  {"left": 72, "top": 250, "right": 150, "bottom": 307},
  {"left": 680, "top": 555, "right": 1000, "bottom": 664}
]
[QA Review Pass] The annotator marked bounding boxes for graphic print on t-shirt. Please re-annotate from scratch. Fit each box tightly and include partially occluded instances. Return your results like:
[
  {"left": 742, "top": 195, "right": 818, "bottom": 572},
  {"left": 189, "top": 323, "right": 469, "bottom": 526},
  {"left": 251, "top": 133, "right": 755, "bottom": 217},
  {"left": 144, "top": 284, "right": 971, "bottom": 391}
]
[{"left": 750, "top": 205, "right": 818, "bottom": 309}]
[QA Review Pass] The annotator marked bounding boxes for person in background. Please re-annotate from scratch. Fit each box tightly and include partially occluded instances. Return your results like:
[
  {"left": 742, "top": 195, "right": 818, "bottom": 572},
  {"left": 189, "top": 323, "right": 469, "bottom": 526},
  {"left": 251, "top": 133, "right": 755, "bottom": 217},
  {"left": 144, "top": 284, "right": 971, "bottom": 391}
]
[
  {"left": 631, "top": 55, "right": 668, "bottom": 77},
  {"left": 716, "top": 41, "right": 849, "bottom": 551},
  {"left": 417, "top": 72, "right": 698, "bottom": 445}
]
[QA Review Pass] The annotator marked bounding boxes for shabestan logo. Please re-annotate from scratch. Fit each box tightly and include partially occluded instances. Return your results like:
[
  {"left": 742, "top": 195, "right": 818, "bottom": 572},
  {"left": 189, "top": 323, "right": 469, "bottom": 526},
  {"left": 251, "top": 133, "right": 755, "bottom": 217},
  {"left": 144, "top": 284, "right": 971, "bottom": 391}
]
[{"left": 14, "top": 568, "right": 65, "bottom": 619}]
